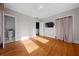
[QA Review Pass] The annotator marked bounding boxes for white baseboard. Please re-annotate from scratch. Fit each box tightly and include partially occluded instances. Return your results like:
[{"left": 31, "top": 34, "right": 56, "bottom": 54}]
[
  {"left": 15, "top": 36, "right": 32, "bottom": 41},
  {"left": 15, "top": 38, "right": 30, "bottom": 41},
  {"left": 73, "top": 40, "right": 79, "bottom": 44},
  {"left": 15, "top": 39, "right": 19, "bottom": 41}
]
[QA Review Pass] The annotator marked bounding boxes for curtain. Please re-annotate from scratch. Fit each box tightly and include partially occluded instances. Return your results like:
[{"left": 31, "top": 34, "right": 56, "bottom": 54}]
[
  {"left": 56, "top": 18, "right": 63, "bottom": 40},
  {"left": 56, "top": 16, "right": 73, "bottom": 42}
]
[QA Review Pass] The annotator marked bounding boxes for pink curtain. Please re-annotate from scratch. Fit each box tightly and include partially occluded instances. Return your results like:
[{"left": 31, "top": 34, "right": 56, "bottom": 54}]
[
  {"left": 56, "top": 18, "right": 63, "bottom": 40},
  {"left": 56, "top": 16, "right": 73, "bottom": 42}
]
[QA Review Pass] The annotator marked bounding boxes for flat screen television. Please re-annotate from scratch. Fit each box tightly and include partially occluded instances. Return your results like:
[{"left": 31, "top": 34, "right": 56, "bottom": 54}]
[{"left": 45, "top": 22, "right": 54, "bottom": 28}]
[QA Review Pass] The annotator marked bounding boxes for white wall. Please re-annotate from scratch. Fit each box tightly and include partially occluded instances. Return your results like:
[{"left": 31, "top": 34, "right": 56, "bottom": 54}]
[
  {"left": 39, "top": 22, "right": 44, "bottom": 35},
  {"left": 4, "top": 8, "right": 37, "bottom": 41},
  {"left": 40, "top": 7, "right": 79, "bottom": 43},
  {"left": 4, "top": 7, "right": 79, "bottom": 44},
  {"left": 39, "top": 19, "right": 55, "bottom": 38}
]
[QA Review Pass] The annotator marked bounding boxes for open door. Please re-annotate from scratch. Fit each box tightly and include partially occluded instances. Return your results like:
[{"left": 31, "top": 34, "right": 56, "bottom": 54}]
[
  {"left": 36, "top": 22, "right": 39, "bottom": 35},
  {"left": 4, "top": 15, "right": 15, "bottom": 43},
  {"left": 0, "top": 3, "right": 4, "bottom": 48}
]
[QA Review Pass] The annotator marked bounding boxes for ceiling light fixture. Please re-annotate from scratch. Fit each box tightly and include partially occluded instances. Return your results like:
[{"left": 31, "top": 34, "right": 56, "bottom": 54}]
[{"left": 39, "top": 5, "right": 43, "bottom": 9}]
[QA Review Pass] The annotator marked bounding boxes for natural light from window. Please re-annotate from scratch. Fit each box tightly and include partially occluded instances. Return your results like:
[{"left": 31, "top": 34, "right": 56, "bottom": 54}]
[
  {"left": 21, "top": 39, "right": 39, "bottom": 54},
  {"left": 33, "top": 36, "right": 49, "bottom": 44}
]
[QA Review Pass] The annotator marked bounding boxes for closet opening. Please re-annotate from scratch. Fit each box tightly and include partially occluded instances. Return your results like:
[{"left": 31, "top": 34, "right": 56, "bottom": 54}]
[{"left": 56, "top": 16, "right": 73, "bottom": 43}]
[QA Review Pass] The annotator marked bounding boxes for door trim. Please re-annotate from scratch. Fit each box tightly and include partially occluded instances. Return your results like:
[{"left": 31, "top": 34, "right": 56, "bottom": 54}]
[{"left": 4, "top": 13, "right": 16, "bottom": 44}]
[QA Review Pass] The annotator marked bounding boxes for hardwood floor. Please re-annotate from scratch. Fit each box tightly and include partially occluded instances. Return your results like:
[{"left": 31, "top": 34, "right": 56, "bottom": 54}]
[{"left": 0, "top": 36, "right": 79, "bottom": 56}]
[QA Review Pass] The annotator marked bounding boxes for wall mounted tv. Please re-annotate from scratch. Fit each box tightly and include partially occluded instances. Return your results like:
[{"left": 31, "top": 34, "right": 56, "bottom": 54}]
[{"left": 45, "top": 22, "right": 54, "bottom": 28}]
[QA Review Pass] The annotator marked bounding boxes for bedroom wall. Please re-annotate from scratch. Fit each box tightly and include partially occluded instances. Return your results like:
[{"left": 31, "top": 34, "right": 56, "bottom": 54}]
[
  {"left": 40, "top": 7, "right": 79, "bottom": 43},
  {"left": 4, "top": 8, "right": 37, "bottom": 41},
  {"left": 39, "top": 19, "right": 55, "bottom": 38}
]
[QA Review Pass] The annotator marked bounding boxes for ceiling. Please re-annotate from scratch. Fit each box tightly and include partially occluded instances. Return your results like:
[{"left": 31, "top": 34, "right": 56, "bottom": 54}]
[{"left": 4, "top": 3, "right": 79, "bottom": 19}]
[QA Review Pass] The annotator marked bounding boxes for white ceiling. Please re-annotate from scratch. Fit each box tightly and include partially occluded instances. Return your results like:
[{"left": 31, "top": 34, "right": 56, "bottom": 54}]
[{"left": 4, "top": 3, "right": 79, "bottom": 19}]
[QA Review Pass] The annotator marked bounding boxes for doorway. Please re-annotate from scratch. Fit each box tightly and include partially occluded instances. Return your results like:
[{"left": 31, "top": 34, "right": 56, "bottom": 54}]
[
  {"left": 36, "top": 22, "right": 39, "bottom": 35},
  {"left": 4, "top": 14, "right": 15, "bottom": 43}
]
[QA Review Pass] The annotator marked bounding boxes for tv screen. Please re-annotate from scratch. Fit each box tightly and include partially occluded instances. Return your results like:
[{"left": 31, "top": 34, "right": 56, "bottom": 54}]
[{"left": 45, "top": 22, "right": 54, "bottom": 28}]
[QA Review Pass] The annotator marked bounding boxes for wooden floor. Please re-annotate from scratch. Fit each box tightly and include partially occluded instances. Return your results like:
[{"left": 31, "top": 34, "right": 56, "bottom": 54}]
[{"left": 0, "top": 36, "right": 79, "bottom": 56}]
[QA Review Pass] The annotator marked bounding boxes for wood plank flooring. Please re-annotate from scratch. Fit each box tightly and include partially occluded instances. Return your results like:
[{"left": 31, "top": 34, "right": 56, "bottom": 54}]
[{"left": 0, "top": 36, "right": 79, "bottom": 56}]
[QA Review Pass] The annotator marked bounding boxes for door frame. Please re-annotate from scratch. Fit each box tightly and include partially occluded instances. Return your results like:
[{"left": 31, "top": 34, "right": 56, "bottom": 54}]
[
  {"left": 4, "top": 13, "right": 16, "bottom": 45},
  {"left": 55, "top": 15, "right": 74, "bottom": 43}
]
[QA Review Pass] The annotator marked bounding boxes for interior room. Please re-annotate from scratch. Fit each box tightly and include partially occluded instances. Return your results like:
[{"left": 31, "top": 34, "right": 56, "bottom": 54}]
[{"left": 0, "top": 3, "right": 79, "bottom": 56}]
